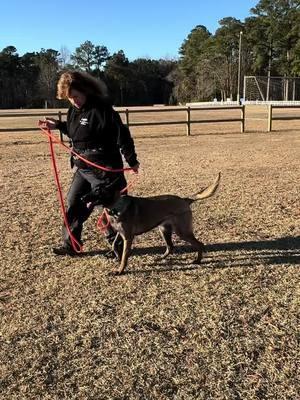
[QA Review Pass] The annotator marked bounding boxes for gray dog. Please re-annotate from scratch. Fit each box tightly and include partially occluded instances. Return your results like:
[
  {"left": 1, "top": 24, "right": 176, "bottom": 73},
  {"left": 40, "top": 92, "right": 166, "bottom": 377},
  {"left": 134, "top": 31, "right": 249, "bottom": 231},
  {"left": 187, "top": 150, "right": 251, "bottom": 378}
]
[{"left": 104, "top": 173, "right": 221, "bottom": 274}]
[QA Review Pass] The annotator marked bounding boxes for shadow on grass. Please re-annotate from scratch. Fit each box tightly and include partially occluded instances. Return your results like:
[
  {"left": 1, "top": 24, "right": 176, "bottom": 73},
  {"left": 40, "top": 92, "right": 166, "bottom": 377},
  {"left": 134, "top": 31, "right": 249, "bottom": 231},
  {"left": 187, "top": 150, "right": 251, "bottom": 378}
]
[
  {"left": 206, "top": 235, "right": 300, "bottom": 252},
  {"left": 267, "top": 128, "right": 300, "bottom": 134},
  {"left": 83, "top": 236, "right": 299, "bottom": 275},
  {"left": 124, "top": 236, "right": 300, "bottom": 274}
]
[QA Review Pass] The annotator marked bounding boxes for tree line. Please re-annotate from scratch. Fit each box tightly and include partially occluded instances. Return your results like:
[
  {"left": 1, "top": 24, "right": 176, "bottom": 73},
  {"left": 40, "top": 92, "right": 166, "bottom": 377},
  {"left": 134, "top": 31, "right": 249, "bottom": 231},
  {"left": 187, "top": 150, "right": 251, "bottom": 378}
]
[{"left": 0, "top": 0, "right": 299, "bottom": 108}]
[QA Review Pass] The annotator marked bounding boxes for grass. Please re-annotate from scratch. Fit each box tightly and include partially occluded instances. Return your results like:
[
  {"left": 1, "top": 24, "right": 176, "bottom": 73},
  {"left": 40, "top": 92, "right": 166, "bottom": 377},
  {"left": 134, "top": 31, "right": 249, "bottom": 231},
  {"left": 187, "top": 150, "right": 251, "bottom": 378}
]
[{"left": 0, "top": 106, "right": 299, "bottom": 399}]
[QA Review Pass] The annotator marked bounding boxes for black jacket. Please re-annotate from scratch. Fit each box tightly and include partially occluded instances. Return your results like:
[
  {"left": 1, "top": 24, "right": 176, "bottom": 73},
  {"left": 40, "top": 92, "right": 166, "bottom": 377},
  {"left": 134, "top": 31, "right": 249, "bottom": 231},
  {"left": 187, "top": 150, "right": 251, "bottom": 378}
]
[{"left": 57, "top": 97, "right": 138, "bottom": 169}]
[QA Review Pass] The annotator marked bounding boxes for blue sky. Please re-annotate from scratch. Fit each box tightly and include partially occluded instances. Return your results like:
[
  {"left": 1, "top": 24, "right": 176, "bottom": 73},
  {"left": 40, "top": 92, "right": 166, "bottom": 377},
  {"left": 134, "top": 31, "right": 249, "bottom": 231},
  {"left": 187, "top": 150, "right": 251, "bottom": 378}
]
[{"left": 2, "top": 0, "right": 258, "bottom": 60}]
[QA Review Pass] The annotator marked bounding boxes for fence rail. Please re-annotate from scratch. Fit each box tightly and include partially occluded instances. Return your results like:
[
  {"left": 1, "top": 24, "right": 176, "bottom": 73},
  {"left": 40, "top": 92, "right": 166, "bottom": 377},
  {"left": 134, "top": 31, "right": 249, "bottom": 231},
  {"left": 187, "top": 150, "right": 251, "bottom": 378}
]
[
  {"left": 267, "top": 104, "right": 300, "bottom": 132},
  {"left": 118, "top": 106, "right": 245, "bottom": 135},
  {"left": 0, "top": 105, "right": 245, "bottom": 136},
  {"left": 0, "top": 112, "right": 61, "bottom": 118},
  {"left": 0, "top": 111, "right": 65, "bottom": 134}
]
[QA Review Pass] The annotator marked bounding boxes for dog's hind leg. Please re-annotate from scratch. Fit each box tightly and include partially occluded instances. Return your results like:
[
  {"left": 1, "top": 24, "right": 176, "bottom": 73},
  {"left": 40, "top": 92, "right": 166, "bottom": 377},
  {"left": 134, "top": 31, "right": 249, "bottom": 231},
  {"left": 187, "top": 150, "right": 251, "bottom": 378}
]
[
  {"left": 159, "top": 224, "right": 174, "bottom": 258},
  {"left": 179, "top": 233, "right": 204, "bottom": 264},
  {"left": 173, "top": 212, "right": 204, "bottom": 264}
]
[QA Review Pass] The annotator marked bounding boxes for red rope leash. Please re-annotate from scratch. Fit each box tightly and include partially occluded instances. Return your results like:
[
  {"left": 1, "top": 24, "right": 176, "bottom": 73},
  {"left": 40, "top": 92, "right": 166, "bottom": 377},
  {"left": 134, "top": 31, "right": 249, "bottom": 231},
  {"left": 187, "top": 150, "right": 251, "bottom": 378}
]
[
  {"left": 47, "top": 133, "right": 83, "bottom": 253},
  {"left": 41, "top": 127, "right": 138, "bottom": 253},
  {"left": 97, "top": 208, "right": 111, "bottom": 232}
]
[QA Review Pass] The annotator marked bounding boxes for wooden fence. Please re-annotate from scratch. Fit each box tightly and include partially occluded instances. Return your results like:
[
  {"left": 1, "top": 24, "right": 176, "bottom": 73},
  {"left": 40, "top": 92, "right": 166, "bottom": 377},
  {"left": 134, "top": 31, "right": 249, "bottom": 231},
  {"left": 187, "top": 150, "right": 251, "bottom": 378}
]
[
  {"left": 268, "top": 104, "right": 300, "bottom": 132},
  {"left": 0, "top": 111, "right": 64, "bottom": 133},
  {"left": 119, "top": 106, "right": 245, "bottom": 135},
  {"left": 0, "top": 105, "right": 245, "bottom": 137}
]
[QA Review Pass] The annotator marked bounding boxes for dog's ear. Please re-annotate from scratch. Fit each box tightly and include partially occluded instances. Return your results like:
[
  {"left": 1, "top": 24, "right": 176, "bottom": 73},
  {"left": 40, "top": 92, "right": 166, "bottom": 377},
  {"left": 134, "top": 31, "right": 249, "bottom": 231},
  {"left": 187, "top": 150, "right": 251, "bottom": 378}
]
[{"left": 81, "top": 187, "right": 116, "bottom": 207}]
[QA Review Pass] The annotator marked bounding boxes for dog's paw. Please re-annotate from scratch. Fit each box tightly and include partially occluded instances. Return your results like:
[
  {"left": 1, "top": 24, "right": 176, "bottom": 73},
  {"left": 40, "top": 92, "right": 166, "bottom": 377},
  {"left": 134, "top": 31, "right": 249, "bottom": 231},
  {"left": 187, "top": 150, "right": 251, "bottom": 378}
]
[
  {"left": 193, "top": 257, "right": 202, "bottom": 265},
  {"left": 108, "top": 269, "right": 125, "bottom": 277}
]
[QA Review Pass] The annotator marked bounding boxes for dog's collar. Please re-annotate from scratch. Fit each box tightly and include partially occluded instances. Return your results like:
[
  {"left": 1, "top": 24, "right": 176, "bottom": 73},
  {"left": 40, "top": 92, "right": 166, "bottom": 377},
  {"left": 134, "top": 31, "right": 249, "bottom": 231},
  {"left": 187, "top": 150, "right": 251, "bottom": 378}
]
[{"left": 106, "top": 196, "right": 132, "bottom": 218}]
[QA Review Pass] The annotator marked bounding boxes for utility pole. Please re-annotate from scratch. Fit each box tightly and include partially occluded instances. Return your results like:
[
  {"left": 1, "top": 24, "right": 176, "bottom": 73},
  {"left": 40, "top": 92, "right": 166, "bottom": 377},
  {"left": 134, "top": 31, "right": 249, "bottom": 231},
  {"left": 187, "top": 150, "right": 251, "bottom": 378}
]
[
  {"left": 237, "top": 31, "right": 243, "bottom": 104},
  {"left": 266, "top": 45, "right": 272, "bottom": 101}
]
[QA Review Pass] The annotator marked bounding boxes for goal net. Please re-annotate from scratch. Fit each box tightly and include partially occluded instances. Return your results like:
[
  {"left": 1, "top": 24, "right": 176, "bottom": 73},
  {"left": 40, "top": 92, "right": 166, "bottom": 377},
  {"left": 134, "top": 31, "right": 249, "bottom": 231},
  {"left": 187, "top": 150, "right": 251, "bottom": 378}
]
[{"left": 243, "top": 76, "right": 300, "bottom": 104}]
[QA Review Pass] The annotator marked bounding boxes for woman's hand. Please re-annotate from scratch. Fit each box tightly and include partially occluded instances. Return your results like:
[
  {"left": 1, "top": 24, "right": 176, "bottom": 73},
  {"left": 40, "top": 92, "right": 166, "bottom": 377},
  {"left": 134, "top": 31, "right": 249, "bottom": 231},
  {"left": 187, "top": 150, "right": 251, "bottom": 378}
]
[{"left": 38, "top": 118, "right": 58, "bottom": 130}]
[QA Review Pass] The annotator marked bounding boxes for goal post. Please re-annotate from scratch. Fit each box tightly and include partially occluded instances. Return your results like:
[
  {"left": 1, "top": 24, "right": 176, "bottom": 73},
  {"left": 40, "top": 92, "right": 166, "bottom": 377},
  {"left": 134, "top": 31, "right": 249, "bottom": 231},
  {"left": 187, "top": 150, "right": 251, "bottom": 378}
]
[{"left": 243, "top": 76, "right": 300, "bottom": 104}]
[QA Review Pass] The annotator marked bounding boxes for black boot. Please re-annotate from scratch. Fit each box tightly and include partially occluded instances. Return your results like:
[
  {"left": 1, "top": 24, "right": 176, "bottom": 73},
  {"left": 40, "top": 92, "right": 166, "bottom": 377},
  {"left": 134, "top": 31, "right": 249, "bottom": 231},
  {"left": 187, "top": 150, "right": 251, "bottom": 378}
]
[{"left": 52, "top": 245, "right": 80, "bottom": 257}]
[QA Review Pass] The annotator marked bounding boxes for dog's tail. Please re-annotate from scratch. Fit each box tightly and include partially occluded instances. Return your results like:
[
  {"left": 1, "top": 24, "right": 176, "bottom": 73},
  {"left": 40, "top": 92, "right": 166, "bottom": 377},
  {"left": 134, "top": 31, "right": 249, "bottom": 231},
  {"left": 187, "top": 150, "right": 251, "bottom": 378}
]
[{"left": 186, "top": 172, "right": 221, "bottom": 203}]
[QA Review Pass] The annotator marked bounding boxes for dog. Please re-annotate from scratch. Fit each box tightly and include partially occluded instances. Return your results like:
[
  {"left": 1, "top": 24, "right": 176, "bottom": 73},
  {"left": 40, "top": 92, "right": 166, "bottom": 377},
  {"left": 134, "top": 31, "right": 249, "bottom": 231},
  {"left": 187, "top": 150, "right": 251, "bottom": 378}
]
[{"left": 104, "top": 173, "right": 221, "bottom": 274}]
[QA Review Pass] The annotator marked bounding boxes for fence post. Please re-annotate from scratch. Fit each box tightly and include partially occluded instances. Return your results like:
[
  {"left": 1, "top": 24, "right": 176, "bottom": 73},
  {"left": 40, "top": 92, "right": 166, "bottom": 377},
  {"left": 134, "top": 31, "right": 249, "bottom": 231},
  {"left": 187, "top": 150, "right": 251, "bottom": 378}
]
[
  {"left": 241, "top": 105, "right": 245, "bottom": 133},
  {"left": 268, "top": 104, "right": 273, "bottom": 132},
  {"left": 125, "top": 108, "right": 130, "bottom": 127},
  {"left": 186, "top": 106, "right": 191, "bottom": 136},
  {"left": 58, "top": 111, "right": 63, "bottom": 141}
]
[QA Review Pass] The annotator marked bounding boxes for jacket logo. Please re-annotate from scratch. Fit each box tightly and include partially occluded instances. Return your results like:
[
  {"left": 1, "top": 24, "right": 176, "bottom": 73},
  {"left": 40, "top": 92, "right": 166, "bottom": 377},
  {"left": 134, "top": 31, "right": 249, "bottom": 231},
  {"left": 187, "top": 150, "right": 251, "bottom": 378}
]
[{"left": 80, "top": 118, "right": 89, "bottom": 126}]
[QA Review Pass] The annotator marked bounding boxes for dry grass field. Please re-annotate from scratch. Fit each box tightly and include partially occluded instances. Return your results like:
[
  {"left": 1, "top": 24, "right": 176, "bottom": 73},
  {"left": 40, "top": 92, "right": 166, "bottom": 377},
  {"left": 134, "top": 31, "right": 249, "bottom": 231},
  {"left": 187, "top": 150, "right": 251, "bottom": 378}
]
[{"left": 1, "top": 106, "right": 299, "bottom": 399}]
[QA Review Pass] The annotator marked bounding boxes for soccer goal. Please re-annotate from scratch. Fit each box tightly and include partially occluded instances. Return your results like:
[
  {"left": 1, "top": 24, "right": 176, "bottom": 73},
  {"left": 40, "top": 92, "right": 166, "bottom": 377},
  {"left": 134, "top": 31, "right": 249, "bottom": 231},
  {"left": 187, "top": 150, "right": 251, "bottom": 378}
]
[{"left": 243, "top": 76, "right": 300, "bottom": 104}]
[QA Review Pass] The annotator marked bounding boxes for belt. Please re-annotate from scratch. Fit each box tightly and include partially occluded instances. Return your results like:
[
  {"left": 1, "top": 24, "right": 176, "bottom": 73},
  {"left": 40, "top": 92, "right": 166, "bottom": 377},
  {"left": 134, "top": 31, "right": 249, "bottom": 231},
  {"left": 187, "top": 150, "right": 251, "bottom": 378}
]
[{"left": 73, "top": 147, "right": 104, "bottom": 154}]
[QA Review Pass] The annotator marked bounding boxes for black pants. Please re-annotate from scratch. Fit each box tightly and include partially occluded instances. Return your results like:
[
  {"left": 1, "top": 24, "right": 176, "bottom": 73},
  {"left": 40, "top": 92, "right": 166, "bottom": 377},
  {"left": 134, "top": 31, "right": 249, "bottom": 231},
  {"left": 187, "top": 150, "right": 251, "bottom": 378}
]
[{"left": 62, "top": 167, "right": 126, "bottom": 248}]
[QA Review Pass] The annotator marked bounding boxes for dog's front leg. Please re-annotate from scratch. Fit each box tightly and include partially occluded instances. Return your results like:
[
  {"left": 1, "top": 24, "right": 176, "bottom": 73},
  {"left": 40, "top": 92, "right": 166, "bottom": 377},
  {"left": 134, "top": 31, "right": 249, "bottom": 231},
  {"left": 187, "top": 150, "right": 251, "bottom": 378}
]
[
  {"left": 111, "top": 232, "right": 121, "bottom": 259},
  {"left": 115, "top": 237, "right": 133, "bottom": 275}
]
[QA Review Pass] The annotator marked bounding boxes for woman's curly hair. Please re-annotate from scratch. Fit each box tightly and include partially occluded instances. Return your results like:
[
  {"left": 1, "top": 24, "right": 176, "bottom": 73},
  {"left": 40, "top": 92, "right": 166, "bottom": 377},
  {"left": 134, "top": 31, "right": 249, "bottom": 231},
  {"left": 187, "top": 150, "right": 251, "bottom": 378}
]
[{"left": 57, "top": 70, "right": 108, "bottom": 100}]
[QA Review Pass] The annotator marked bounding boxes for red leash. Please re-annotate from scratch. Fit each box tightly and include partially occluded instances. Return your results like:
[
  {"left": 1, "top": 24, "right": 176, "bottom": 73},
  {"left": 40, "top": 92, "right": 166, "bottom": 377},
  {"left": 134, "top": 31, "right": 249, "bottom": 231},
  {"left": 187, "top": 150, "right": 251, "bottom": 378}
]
[
  {"left": 97, "top": 208, "right": 111, "bottom": 232},
  {"left": 47, "top": 133, "right": 83, "bottom": 253},
  {"left": 41, "top": 127, "right": 137, "bottom": 253}
]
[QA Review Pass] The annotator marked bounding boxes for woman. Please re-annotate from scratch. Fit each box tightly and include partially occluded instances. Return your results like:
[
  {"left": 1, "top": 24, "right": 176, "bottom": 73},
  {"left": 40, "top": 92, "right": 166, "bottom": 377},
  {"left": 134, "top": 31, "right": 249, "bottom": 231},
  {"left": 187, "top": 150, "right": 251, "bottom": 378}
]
[{"left": 39, "top": 70, "right": 139, "bottom": 257}]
